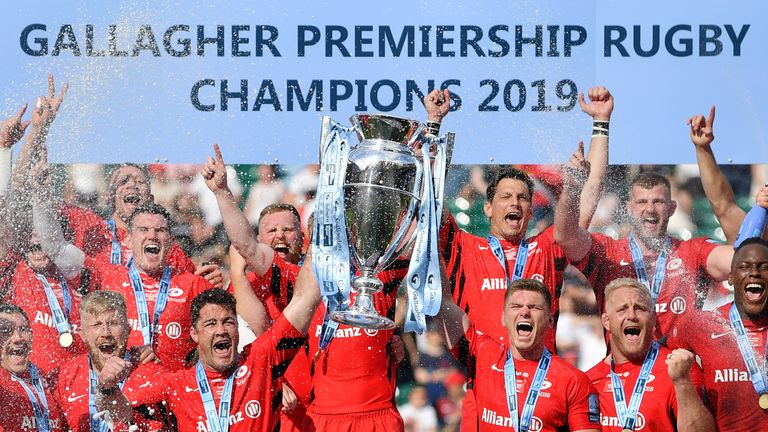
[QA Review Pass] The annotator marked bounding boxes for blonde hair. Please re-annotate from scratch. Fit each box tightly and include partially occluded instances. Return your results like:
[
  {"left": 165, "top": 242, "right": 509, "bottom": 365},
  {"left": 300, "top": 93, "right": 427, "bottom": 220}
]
[
  {"left": 604, "top": 277, "right": 653, "bottom": 312},
  {"left": 81, "top": 290, "right": 128, "bottom": 320}
]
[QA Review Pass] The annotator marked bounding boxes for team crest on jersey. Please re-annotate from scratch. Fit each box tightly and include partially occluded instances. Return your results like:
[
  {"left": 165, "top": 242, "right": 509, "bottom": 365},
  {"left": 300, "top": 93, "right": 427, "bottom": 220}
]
[
  {"left": 666, "top": 258, "right": 683, "bottom": 271},
  {"left": 364, "top": 329, "right": 379, "bottom": 336},
  {"left": 168, "top": 287, "right": 184, "bottom": 298},
  {"left": 531, "top": 273, "right": 544, "bottom": 283},
  {"left": 244, "top": 400, "right": 262, "bottom": 419},
  {"left": 165, "top": 322, "right": 182, "bottom": 339},
  {"left": 236, "top": 365, "right": 249, "bottom": 380},
  {"left": 669, "top": 297, "right": 686, "bottom": 314}
]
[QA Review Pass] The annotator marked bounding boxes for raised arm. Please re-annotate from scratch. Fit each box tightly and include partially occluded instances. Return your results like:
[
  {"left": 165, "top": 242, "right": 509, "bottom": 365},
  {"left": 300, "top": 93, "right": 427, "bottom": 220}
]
[
  {"left": 422, "top": 89, "right": 452, "bottom": 223},
  {"left": 30, "top": 160, "right": 85, "bottom": 279},
  {"left": 282, "top": 249, "right": 322, "bottom": 334},
  {"left": 201, "top": 144, "right": 275, "bottom": 275},
  {"left": 577, "top": 86, "right": 614, "bottom": 229},
  {"left": 667, "top": 349, "right": 716, "bottom": 432},
  {"left": 554, "top": 142, "right": 594, "bottom": 263},
  {"left": 688, "top": 106, "right": 744, "bottom": 243},
  {"left": 228, "top": 245, "right": 270, "bottom": 337},
  {"left": 0, "top": 103, "right": 30, "bottom": 259}
]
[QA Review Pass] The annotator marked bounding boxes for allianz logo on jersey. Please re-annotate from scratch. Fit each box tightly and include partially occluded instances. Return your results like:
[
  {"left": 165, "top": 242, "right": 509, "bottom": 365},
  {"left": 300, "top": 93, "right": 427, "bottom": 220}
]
[
  {"left": 33, "top": 311, "right": 80, "bottom": 332},
  {"left": 482, "top": 408, "right": 542, "bottom": 431},
  {"left": 481, "top": 274, "right": 544, "bottom": 291},
  {"left": 127, "top": 319, "right": 184, "bottom": 339},
  {"left": 21, "top": 416, "right": 61, "bottom": 430},
  {"left": 714, "top": 368, "right": 750, "bottom": 383},
  {"left": 313, "top": 325, "right": 379, "bottom": 339},
  {"left": 601, "top": 413, "right": 646, "bottom": 429},
  {"left": 195, "top": 400, "right": 262, "bottom": 431}
]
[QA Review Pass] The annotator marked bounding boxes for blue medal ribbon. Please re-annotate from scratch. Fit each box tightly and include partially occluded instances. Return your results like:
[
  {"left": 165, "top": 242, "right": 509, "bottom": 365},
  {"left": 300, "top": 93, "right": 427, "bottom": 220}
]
[
  {"left": 503, "top": 348, "right": 552, "bottom": 432},
  {"left": 107, "top": 219, "right": 123, "bottom": 265},
  {"left": 36, "top": 273, "right": 72, "bottom": 336},
  {"left": 405, "top": 137, "right": 447, "bottom": 334},
  {"left": 88, "top": 352, "right": 131, "bottom": 432},
  {"left": 628, "top": 235, "right": 670, "bottom": 304},
  {"left": 127, "top": 258, "right": 171, "bottom": 346},
  {"left": 313, "top": 121, "right": 353, "bottom": 349},
  {"left": 196, "top": 359, "right": 237, "bottom": 432},
  {"left": 488, "top": 236, "right": 529, "bottom": 286},
  {"left": 609, "top": 341, "right": 660, "bottom": 431},
  {"left": 12, "top": 363, "right": 51, "bottom": 432},
  {"left": 728, "top": 304, "right": 768, "bottom": 397}
]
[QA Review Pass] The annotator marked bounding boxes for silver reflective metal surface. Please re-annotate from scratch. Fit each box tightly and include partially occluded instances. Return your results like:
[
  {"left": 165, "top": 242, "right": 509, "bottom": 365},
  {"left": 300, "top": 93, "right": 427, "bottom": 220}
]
[{"left": 330, "top": 114, "right": 426, "bottom": 329}]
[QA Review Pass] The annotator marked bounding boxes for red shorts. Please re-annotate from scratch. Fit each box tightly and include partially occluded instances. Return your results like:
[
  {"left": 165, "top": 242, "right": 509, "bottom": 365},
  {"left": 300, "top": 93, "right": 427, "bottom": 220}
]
[
  {"left": 280, "top": 405, "right": 307, "bottom": 432},
  {"left": 461, "top": 388, "right": 478, "bottom": 432},
  {"left": 302, "top": 407, "right": 403, "bottom": 432}
]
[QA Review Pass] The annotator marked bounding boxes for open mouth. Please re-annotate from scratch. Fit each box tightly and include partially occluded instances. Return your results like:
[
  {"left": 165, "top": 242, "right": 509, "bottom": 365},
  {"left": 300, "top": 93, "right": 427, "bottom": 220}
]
[
  {"left": 273, "top": 244, "right": 290, "bottom": 255},
  {"left": 8, "top": 346, "right": 29, "bottom": 357},
  {"left": 98, "top": 341, "right": 117, "bottom": 355},
  {"left": 641, "top": 216, "right": 659, "bottom": 228},
  {"left": 505, "top": 212, "right": 522, "bottom": 224},
  {"left": 213, "top": 340, "right": 232, "bottom": 356},
  {"left": 745, "top": 283, "right": 765, "bottom": 302},
  {"left": 124, "top": 194, "right": 141, "bottom": 204},
  {"left": 144, "top": 245, "right": 161, "bottom": 256},
  {"left": 623, "top": 326, "right": 641, "bottom": 342},
  {"left": 516, "top": 322, "right": 533, "bottom": 337}
]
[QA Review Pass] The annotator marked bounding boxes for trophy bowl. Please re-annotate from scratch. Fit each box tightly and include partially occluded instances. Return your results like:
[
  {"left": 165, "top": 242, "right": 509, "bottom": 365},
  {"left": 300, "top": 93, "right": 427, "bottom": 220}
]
[{"left": 329, "top": 114, "right": 426, "bottom": 329}]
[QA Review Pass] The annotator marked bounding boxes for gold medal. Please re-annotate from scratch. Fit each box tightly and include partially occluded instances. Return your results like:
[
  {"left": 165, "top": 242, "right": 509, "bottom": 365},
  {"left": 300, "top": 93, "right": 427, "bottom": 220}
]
[
  {"left": 59, "top": 332, "right": 73, "bottom": 348},
  {"left": 622, "top": 429, "right": 633, "bottom": 432},
  {"left": 759, "top": 393, "right": 768, "bottom": 409}
]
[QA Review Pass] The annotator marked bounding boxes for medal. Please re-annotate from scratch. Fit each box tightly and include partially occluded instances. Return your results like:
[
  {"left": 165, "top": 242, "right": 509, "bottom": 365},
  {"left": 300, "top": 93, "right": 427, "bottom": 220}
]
[
  {"left": 622, "top": 429, "right": 633, "bottom": 432},
  {"left": 760, "top": 393, "right": 768, "bottom": 409},
  {"left": 59, "top": 332, "right": 73, "bottom": 347}
]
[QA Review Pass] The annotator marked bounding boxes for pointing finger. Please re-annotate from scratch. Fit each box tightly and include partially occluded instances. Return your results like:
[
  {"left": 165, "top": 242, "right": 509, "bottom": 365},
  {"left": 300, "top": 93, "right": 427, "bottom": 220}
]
[
  {"left": 213, "top": 143, "right": 224, "bottom": 163},
  {"left": 14, "top": 103, "right": 28, "bottom": 121},
  {"left": 707, "top": 105, "right": 716, "bottom": 127}
]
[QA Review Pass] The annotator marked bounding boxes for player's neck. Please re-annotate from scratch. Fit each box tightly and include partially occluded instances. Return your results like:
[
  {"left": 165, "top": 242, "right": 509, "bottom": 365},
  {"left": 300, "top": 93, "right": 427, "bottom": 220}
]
[
  {"left": 510, "top": 344, "right": 545, "bottom": 362},
  {"left": 632, "top": 232, "right": 668, "bottom": 255},
  {"left": 610, "top": 350, "right": 646, "bottom": 366},
  {"left": 136, "top": 265, "right": 165, "bottom": 279},
  {"left": 736, "top": 303, "right": 768, "bottom": 327}
]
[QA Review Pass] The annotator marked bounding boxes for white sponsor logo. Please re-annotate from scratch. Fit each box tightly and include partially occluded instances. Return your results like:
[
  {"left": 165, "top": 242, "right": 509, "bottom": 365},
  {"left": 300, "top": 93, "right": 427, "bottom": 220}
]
[
  {"left": 601, "top": 412, "right": 646, "bottom": 429},
  {"left": 313, "top": 325, "right": 372, "bottom": 339},
  {"left": 667, "top": 258, "right": 683, "bottom": 270},
  {"left": 481, "top": 278, "right": 507, "bottom": 291},
  {"left": 196, "top": 412, "right": 246, "bottom": 432},
  {"left": 491, "top": 364, "right": 504, "bottom": 372},
  {"left": 185, "top": 386, "right": 199, "bottom": 393},
  {"left": 710, "top": 332, "right": 730, "bottom": 340},
  {"left": 540, "top": 379, "right": 552, "bottom": 390},
  {"left": 67, "top": 394, "right": 86, "bottom": 403},
  {"left": 168, "top": 287, "right": 184, "bottom": 298},
  {"left": 139, "top": 380, "right": 151, "bottom": 388},
  {"left": 22, "top": 416, "right": 60, "bottom": 429},
  {"left": 244, "top": 400, "right": 262, "bottom": 419},
  {"left": 714, "top": 368, "right": 750, "bottom": 383},
  {"left": 478, "top": 245, "right": 490, "bottom": 251},
  {"left": 669, "top": 297, "right": 686, "bottom": 314},
  {"left": 482, "top": 408, "right": 541, "bottom": 431},
  {"left": 165, "top": 322, "right": 182, "bottom": 339},
  {"left": 619, "top": 259, "right": 631, "bottom": 266},
  {"left": 33, "top": 311, "right": 79, "bottom": 332}
]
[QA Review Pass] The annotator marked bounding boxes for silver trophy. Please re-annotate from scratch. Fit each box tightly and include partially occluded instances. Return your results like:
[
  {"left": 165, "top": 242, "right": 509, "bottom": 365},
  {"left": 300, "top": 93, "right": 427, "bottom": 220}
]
[{"left": 334, "top": 114, "right": 426, "bottom": 329}]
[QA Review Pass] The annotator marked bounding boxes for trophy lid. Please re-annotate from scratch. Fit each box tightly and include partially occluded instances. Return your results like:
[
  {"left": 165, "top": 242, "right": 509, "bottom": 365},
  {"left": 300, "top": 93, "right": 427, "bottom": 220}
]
[{"left": 349, "top": 114, "right": 425, "bottom": 148}]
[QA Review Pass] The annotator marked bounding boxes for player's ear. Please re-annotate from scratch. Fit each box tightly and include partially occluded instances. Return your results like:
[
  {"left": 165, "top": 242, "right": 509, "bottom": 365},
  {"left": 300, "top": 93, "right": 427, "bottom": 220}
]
[
  {"left": 484, "top": 201, "right": 493, "bottom": 219},
  {"left": 190, "top": 325, "right": 199, "bottom": 344},
  {"left": 668, "top": 199, "right": 678, "bottom": 215},
  {"left": 601, "top": 312, "right": 610, "bottom": 332}
]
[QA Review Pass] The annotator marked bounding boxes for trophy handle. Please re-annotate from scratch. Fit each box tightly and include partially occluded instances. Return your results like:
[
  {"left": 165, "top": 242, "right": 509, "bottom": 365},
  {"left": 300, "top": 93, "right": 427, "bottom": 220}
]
[
  {"left": 318, "top": 116, "right": 332, "bottom": 164},
  {"left": 444, "top": 132, "right": 455, "bottom": 167}
]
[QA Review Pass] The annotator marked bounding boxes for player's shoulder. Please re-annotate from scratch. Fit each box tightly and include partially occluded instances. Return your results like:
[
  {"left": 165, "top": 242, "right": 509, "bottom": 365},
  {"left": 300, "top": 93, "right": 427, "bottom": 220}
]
[
  {"left": 550, "top": 354, "right": 592, "bottom": 383},
  {"left": 584, "top": 358, "right": 610, "bottom": 383},
  {"left": 55, "top": 354, "right": 88, "bottom": 386}
]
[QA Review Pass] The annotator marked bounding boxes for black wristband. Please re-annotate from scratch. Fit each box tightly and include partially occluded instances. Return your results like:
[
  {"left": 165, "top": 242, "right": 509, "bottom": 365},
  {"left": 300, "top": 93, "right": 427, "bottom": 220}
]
[
  {"left": 426, "top": 121, "right": 441, "bottom": 136},
  {"left": 99, "top": 386, "right": 119, "bottom": 396}
]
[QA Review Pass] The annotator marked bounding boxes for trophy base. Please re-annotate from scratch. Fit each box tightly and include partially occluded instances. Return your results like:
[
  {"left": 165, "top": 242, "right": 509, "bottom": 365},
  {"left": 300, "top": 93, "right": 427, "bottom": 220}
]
[{"left": 331, "top": 310, "right": 396, "bottom": 330}]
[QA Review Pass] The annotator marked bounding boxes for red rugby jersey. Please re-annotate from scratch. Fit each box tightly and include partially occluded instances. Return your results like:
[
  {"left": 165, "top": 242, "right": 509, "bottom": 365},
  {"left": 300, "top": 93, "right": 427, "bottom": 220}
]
[
  {"left": 440, "top": 214, "right": 569, "bottom": 349},
  {"left": 0, "top": 367, "right": 66, "bottom": 431},
  {"left": 95, "top": 262, "right": 212, "bottom": 370},
  {"left": 128, "top": 314, "right": 307, "bottom": 432},
  {"left": 460, "top": 323, "right": 600, "bottom": 431},
  {"left": 586, "top": 346, "right": 704, "bottom": 432},
  {"left": 667, "top": 304, "right": 768, "bottom": 431},
  {"left": 577, "top": 234, "right": 719, "bottom": 338},
  {"left": 55, "top": 353, "right": 168, "bottom": 431},
  {"left": 10, "top": 260, "right": 90, "bottom": 377}
]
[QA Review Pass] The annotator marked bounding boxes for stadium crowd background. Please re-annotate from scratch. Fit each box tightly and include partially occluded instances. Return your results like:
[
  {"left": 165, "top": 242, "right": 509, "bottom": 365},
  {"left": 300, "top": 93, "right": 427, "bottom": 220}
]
[{"left": 48, "top": 160, "right": 764, "bottom": 431}]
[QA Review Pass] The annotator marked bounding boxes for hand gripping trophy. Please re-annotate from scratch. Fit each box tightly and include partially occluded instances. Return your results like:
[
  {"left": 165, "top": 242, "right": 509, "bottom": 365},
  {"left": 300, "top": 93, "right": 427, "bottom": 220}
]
[{"left": 312, "top": 113, "right": 454, "bottom": 341}]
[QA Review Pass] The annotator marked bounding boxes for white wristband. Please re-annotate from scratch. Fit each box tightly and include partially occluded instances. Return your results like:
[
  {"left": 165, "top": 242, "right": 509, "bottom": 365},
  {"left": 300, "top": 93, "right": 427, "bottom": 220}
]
[{"left": 0, "top": 147, "right": 11, "bottom": 197}]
